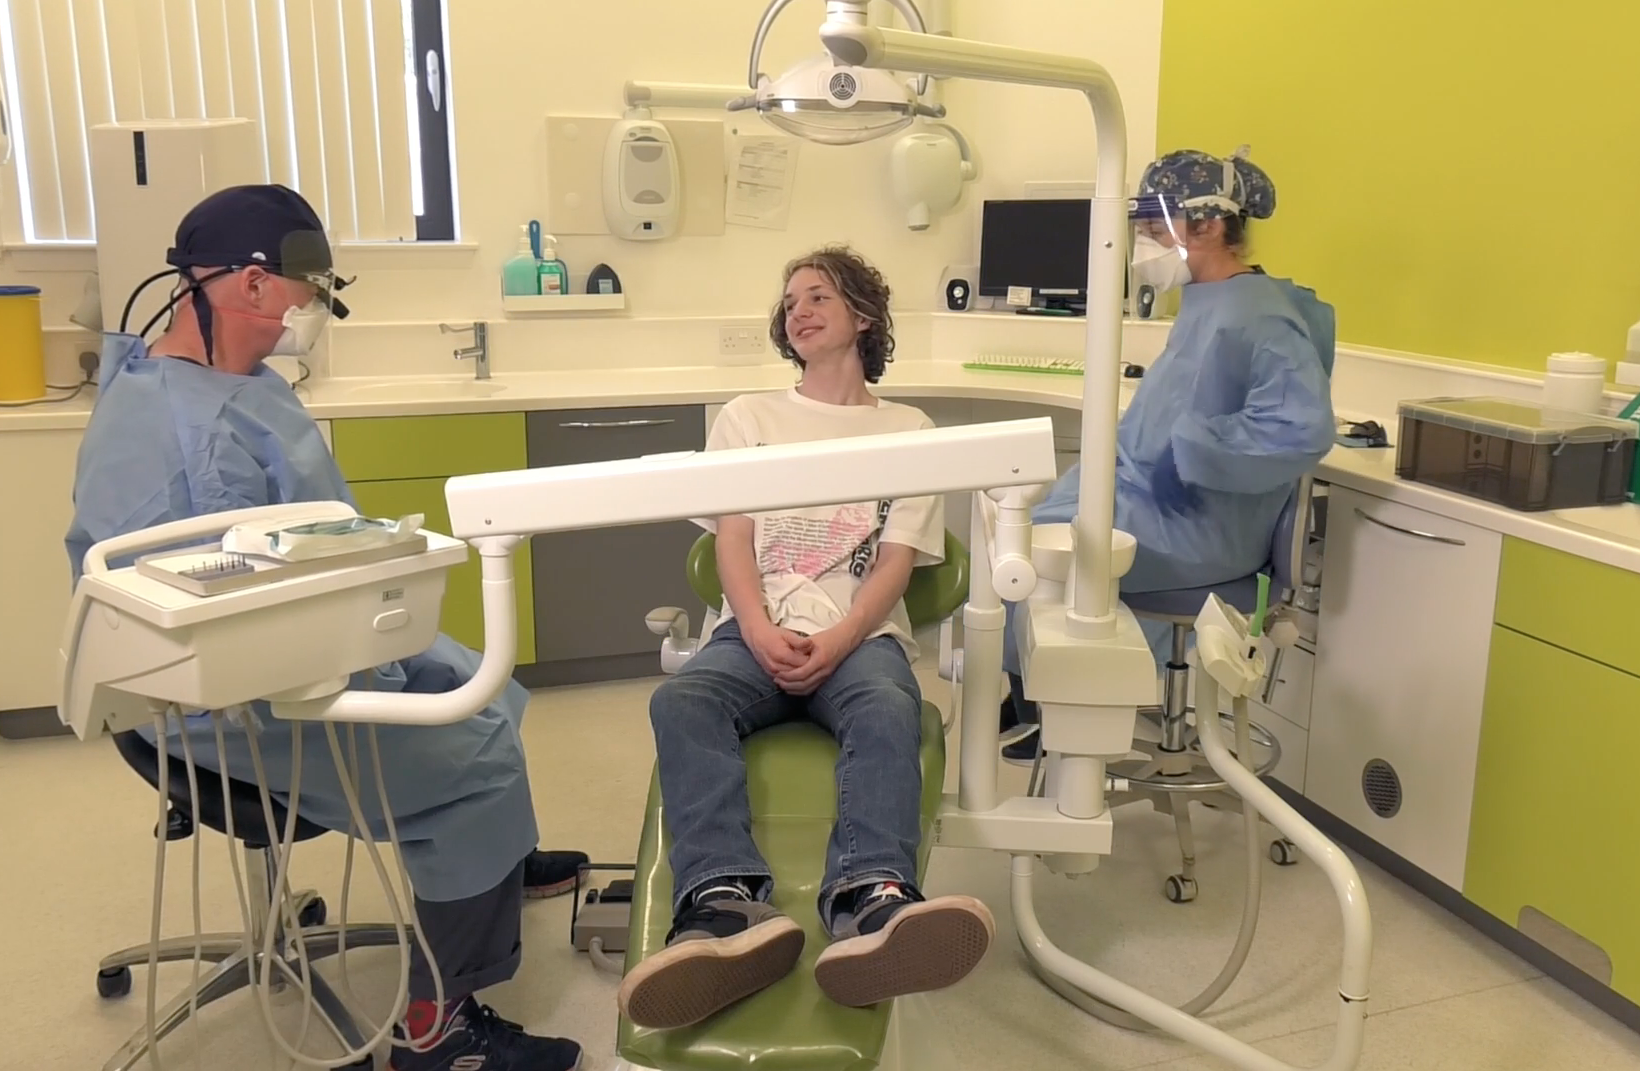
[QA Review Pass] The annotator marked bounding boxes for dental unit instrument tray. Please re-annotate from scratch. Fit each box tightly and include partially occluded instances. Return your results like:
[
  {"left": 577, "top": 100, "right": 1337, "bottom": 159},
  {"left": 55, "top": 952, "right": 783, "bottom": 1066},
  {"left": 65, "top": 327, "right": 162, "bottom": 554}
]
[
  {"left": 1395, "top": 396, "right": 1638, "bottom": 512},
  {"left": 137, "top": 536, "right": 431, "bottom": 596}
]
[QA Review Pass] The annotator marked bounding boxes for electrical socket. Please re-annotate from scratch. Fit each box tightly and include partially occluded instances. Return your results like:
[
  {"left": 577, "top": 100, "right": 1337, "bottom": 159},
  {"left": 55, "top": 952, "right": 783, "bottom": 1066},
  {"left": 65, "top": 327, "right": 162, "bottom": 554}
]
[{"left": 718, "top": 325, "right": 767, "bottom": 365}]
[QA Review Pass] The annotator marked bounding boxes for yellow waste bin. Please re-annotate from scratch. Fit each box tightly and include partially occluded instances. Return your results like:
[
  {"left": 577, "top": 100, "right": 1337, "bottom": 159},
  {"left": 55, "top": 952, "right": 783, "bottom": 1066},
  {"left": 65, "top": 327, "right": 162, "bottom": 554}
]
[{"left": 0, "top": 285, "right": 45, "bottom": 402}]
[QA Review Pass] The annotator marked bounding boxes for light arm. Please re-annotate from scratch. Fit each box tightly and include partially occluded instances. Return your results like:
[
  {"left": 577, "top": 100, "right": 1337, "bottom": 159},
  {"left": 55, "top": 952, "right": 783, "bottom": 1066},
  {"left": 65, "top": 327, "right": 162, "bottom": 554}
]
[{"left": 822, "top": 20, "right": 1127, "bottom": 637}]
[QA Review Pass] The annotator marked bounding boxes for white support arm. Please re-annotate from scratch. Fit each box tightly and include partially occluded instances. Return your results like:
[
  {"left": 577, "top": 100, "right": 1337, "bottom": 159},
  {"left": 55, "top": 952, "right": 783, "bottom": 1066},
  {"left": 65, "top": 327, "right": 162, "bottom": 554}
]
[
  {"left": 623, "top": 81, "right": 746, "bottom": 111},
  {"left": 819, "top": 20, "right": 1126, "bottom": 639},
  {"left": 443, "top": 418, "right": 1057, "bottom": 541},
  {"left": 271, "top": 538, "right": 522, "bottom": 726},
  {"left": 288, "top": 418, "right": 1058, "bottom": 726}
]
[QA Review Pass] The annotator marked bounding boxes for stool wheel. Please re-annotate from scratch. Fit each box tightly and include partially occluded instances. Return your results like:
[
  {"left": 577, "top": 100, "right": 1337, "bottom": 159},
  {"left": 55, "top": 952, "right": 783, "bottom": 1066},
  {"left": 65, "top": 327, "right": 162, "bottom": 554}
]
[
  {"left": 298, "top": 896, "right": 328, "bottom": 928},
  {"left": 1270, "top": 839, "right": 1300, "bottom": 867},
  {"left": 1164, "top": 874, "right": 1198, "bottom": 904},
  {"left": 96, "top": 965, "right": 132, "bottom": 999}
]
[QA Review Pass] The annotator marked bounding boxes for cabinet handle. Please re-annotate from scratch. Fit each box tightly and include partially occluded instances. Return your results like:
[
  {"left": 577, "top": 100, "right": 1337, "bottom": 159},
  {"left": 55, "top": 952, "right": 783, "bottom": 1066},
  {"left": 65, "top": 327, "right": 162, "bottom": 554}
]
[
  {"left": 1354, "top": 508, "right": 1466, "bottom": 546},
  {"left": 559, "top": 419, "right": 676, "bottom": 429}
]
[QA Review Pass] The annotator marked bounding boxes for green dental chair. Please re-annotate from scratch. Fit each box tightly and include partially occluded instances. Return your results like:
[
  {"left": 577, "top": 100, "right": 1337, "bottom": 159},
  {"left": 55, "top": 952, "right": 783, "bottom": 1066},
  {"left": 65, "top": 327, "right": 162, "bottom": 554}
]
[{"left": 618, "top": 529, "right": 970, "bottom": 1071}]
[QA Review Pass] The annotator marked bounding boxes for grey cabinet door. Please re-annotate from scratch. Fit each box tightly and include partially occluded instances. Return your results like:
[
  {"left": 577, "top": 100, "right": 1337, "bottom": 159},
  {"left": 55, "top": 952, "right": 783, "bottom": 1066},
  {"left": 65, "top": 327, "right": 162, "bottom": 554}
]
[{"left": 526, "top": 406, "right": 710, "bottom": 684}]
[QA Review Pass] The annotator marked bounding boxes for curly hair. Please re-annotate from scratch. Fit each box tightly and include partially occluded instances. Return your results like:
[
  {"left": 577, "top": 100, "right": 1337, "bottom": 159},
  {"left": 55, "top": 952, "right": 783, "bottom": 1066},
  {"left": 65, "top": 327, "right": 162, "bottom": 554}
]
[{"left": 769, "top": 245, "right": 895, "bottom": 383}]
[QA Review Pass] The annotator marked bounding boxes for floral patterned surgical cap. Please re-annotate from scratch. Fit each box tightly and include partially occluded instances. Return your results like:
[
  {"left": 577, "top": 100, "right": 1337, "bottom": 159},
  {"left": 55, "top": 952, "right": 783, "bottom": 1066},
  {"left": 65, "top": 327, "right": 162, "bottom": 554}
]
[{"left": 1137, "top": 147, "right": 1276, "bottom": 222}]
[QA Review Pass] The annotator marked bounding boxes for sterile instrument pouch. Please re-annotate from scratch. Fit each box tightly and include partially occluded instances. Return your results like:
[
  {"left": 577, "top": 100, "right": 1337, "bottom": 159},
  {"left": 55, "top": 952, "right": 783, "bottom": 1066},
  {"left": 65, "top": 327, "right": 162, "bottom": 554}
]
[{"left": 223, "top": 513, "right": 426, "bottom": 563}]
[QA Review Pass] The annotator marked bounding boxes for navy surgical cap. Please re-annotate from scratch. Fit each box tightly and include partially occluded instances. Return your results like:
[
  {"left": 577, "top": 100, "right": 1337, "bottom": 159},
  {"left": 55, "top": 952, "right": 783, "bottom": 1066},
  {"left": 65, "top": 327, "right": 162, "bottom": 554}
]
[
  {"left": 1138, "top": 147, "right": 1276, "bottom": 223},
  {"left": 167, "top": 184, "right": 349, "bottom": 318}
]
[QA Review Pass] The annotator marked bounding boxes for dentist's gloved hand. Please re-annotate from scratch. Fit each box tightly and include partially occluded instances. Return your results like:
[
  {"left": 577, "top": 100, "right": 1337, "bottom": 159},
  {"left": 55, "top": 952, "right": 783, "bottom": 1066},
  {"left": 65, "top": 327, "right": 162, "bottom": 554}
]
[{"left": 1150, "top": 441, "right": 1202, "bottom": 518}]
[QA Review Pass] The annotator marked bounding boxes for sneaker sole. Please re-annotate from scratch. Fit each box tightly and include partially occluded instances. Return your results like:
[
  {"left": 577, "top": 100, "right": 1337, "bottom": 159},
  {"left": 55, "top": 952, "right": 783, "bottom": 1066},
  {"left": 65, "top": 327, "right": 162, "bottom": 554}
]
[
  {"left": 814, "top": 897, "right": 994, "bottom": 1008},
  {"left": 524, "top": 875, "right": 579, "bottom": 899},
  {"left": 617, "top": 917, "right": 805, "bottom": 1030}
]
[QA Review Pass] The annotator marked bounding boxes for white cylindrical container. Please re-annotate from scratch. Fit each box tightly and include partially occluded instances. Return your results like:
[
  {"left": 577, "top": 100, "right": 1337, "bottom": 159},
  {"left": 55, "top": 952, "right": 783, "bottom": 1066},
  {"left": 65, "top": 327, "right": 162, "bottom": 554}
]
[{"left": 1544, "top": 352, "right": 1607, "bottom": 414}]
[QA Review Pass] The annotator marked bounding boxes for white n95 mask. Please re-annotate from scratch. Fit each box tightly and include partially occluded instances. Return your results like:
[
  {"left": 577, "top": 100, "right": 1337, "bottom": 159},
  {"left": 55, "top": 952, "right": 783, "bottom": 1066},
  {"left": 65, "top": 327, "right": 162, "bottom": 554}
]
[
  {"left": 269, "top": 300, "right": 330, "bottom": 357},
  {"left": 1131, "top": 234, "right": 1192, "bottom": 294}
]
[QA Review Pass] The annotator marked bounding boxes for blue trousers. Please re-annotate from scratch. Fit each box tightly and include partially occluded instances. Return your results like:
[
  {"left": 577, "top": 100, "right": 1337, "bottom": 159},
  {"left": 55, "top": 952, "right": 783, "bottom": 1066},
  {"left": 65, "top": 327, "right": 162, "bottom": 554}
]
[{"left": 648, "top": 618, "right": 925, "bottom": 935}]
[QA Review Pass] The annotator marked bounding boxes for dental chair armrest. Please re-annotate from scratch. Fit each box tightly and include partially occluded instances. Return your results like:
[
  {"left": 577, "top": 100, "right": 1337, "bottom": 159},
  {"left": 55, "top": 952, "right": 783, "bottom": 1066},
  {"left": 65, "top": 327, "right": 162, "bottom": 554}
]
[
  {"left": 646, "top": 606, "right": 699, "bottom": 675},
  {"left": 80, "top": 502, "right": 358, "bottom": 575}
]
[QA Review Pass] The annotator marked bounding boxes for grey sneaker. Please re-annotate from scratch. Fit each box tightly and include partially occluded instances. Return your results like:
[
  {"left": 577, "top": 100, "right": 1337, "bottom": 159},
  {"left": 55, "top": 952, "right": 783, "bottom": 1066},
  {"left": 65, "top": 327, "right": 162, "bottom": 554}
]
[
  {"left": 814, "top": 883, "right": 994, "bottom": 1007},
  {"left": 617, "top": 887, "right": 804, "bottom": 1030}
]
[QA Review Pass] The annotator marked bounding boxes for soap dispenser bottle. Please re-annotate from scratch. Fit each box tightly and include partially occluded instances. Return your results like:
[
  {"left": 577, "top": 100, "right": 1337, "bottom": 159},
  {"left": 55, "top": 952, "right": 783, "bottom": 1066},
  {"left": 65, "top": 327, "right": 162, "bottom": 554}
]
[
  {"left": 538, "top": 234, "right": 569, "bottom": 296},
  {"left": 502, "top": 225, "right": 540, "bottom": 296}
]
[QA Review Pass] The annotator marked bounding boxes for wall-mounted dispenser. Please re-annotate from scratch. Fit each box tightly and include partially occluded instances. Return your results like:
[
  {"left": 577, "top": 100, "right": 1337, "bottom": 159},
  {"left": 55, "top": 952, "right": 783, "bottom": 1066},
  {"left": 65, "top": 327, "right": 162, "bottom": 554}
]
[{"left": 603, "top": 118, "right": 680, "bottom": 241}]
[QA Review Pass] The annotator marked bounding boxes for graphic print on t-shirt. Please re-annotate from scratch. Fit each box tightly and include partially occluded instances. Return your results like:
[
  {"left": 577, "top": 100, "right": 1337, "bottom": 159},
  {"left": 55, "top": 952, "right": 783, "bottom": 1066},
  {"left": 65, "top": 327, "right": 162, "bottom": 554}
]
[{"left": 757, "top": 499, "right": 892, "bottom": 580}]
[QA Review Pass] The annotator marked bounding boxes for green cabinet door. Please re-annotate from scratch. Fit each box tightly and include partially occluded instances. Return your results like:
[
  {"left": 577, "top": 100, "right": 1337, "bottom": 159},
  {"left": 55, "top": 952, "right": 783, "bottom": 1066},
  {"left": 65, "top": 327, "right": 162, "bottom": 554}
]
[
  {"left": 349, "top": 477, "right": 537, "bottom": 662},
  {"left": 1466, "top": 625, "right": 1640, "bottom": 1000}
]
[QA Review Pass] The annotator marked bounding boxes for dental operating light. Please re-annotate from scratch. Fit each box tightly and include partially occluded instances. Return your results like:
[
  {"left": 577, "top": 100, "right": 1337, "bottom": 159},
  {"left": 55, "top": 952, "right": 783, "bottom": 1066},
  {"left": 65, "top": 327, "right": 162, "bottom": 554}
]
[{"left": 730, "top": 0, "right": 943, "bottom": 145}]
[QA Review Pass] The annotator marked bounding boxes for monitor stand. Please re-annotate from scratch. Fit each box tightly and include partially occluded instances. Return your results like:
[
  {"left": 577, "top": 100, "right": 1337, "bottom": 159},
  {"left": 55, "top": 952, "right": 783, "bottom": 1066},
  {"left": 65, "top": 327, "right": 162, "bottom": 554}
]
[{"left": 1017, "top": 294, "right": 1086, "bottom": 317}]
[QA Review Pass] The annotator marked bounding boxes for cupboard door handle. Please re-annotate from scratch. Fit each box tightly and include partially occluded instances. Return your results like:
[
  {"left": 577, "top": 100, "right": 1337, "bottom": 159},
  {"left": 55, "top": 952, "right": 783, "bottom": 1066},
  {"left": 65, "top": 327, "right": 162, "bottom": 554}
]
[
  {"left": 1354, "top": 508, "right": 1466, "bottom": 546},
  {"left": 559, "top": 419, "right": 676, "bottom": 429}
]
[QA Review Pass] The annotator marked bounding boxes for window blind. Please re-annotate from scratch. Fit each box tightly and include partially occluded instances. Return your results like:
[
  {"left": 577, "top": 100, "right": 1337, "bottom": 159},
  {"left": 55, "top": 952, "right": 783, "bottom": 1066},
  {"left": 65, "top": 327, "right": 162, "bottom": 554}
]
[{"left": 0, "top": 0, "right": 418, "bottom": 243}]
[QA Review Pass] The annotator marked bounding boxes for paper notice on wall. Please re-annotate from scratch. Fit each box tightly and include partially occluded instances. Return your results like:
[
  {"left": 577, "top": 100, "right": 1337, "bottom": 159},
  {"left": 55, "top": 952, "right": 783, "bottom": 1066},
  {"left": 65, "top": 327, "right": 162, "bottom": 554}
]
[{"left": 726, "top": 134, "right": 800, "bottom": 230}]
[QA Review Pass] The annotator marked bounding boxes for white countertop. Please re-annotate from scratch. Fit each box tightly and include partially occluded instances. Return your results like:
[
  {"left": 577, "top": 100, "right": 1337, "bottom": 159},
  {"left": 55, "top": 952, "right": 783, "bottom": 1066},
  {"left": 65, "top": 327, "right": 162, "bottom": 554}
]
[{"left": 9, "top": 358, "right": 1640, "bottom": 573}]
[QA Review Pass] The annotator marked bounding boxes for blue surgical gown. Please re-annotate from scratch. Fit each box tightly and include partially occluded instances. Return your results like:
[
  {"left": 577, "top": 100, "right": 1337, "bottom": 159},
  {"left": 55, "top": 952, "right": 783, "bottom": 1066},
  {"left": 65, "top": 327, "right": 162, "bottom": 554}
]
[
  {"left": 1008, "top": 271, "right": 1336, "bottom": 669},
  {"left": 66, "top": 335, "right": 538, "bottom": 902}
]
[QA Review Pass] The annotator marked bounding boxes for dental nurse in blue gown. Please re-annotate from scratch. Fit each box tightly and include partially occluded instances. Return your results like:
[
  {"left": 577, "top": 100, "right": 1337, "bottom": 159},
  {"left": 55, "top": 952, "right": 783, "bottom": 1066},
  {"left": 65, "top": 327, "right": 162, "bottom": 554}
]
[{"left": 1002, "top": 148, "right": 1337, "bottom": 753}]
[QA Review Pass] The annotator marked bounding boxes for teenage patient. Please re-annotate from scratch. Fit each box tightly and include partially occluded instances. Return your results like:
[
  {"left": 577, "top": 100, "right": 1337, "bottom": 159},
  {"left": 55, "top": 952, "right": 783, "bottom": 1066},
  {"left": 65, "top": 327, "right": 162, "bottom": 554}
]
[{"left": 617, "top": 246, "right": 993, "bottom": 1030}]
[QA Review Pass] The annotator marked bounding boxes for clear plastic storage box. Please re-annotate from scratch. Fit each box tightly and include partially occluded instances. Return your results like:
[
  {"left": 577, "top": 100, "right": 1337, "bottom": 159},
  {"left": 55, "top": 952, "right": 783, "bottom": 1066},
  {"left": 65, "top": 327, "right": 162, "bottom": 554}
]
[{"left": 1395, "top": 397, "right": 1638, "bottom": 512}]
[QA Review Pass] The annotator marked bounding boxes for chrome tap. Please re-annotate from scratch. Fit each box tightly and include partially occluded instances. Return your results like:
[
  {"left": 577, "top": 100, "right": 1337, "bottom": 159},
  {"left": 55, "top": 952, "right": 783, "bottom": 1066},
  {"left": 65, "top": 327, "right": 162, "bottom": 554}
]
[{"left": 440, "top": 322, "right": 490, "bottom": 380}]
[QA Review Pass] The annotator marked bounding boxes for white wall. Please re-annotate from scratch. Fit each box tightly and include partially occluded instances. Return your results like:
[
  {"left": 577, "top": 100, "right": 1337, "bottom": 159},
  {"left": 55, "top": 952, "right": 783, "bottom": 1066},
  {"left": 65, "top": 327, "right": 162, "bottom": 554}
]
[{"left": 0, "top": 0, "right": 1164, "bottom": 380}]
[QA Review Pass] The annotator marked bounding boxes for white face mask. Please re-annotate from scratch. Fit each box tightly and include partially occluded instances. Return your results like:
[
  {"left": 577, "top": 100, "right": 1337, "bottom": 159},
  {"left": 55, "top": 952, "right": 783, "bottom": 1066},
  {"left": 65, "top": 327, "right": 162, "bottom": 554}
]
[
  {"left": 268, "top": 300, "right": 329, "bottom": 357},
  {"left": 1131, "top": 233, "right": 1192, "bottom": 294}
]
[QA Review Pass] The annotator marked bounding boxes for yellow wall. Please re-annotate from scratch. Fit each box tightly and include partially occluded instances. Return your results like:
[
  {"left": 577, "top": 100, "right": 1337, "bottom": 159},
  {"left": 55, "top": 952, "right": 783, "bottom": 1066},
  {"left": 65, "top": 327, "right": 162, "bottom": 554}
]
[{"left": 1157, "top": 2, "right": 1640, "bottom": 373}]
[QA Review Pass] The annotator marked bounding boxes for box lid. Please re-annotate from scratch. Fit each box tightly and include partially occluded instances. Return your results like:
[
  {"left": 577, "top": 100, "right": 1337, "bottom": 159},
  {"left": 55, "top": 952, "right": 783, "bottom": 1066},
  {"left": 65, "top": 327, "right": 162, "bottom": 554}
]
[{"left": 1398, "top": 396, "right": 1639, "bottom": 445}]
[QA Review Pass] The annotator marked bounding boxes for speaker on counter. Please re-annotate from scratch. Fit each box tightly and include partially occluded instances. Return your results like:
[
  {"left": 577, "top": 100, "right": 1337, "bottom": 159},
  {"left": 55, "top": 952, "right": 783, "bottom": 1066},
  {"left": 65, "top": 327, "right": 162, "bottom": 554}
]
[{"left": 939, "top": 264, "right": 978, "bottom": 311}]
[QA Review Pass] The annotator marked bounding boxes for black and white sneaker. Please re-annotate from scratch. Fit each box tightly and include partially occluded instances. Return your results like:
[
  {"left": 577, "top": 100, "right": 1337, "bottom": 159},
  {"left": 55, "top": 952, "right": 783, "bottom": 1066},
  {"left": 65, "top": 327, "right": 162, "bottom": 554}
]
[
  {"left": 524, "top": 849, "right": 591, "bottom": 899},
  {"left": 814, "top": 882, "right": 993, "bottom": 1007},
  {"left": 617, "top": 882, "right": 804, "bottom": 1030},
  {"left": 1002, "top": 728, "right": 1042, "bottom": 767},
  {"left": 389, "top": 996, "right": 581, "bottom": 1071}
]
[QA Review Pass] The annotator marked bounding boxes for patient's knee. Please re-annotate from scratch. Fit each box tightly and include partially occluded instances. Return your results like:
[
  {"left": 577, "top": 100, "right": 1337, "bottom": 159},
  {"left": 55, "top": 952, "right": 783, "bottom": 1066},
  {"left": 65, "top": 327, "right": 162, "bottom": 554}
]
[{"left": 839, "top": 681, "right": 922, "bottom": 744}]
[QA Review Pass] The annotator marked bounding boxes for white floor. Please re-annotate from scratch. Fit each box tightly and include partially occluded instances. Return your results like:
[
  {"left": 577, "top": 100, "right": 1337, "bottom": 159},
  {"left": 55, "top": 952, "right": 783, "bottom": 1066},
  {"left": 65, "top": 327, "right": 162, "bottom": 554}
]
[{"left": 5, "top": 669, "right": 1640, "bottom": 1071}]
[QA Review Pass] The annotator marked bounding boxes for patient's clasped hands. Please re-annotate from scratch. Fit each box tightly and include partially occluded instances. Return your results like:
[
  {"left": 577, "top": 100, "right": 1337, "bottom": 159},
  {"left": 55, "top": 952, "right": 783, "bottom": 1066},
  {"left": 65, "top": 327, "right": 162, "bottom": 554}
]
[{"left": 744, "top": 620, "right": 857, "bottom": 696}]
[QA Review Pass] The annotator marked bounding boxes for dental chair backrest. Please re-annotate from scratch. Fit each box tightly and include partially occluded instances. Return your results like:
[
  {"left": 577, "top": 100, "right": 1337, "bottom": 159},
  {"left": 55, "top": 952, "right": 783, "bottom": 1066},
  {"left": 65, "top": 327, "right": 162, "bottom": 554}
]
[
  {"left": 1268, "top": 474, "right": 1315, "bottom": 606},
  {"left": 684, "top": 529, "right": 971, "bottom": 629}
]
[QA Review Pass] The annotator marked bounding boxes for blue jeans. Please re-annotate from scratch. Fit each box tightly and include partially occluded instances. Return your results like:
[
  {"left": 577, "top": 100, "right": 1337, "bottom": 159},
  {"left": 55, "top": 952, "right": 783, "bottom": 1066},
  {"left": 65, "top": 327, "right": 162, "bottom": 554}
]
[{"left": 648, "top": 618, "right": 926, "bottom": 935}]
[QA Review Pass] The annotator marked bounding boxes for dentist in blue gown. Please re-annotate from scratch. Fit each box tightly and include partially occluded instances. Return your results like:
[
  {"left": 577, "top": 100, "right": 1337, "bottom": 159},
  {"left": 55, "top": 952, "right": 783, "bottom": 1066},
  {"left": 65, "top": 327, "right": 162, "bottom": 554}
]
[
  {"left": 1001, "top": 149, "right": 1337, "bottom": 760},
  {"left": 65, "top": 185, "right": 584, "bottom": 1071}
]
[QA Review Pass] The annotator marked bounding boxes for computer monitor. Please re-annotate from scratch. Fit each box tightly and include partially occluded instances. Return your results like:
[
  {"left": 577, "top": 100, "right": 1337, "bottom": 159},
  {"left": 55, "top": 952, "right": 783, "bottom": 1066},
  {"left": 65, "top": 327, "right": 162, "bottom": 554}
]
[{"left": 978, "top": 198, "right": 1091, "bottom": 312}]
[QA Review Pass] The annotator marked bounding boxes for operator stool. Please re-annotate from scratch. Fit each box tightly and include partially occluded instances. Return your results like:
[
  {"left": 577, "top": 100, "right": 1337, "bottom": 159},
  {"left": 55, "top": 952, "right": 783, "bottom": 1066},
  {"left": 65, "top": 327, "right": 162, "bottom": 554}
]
[
  {"left": 96, "top": 730, "right": 399, "bottom": 1071},
  {"left": 1108, "top": 477, "right": 1315, "bottom": 904}
]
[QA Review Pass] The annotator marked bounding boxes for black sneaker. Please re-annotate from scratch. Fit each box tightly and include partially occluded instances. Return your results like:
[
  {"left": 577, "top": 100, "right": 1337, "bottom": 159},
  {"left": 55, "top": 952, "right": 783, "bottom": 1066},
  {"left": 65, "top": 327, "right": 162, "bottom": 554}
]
[
  {"left": 1002, "top": 727, "right": 1041, "bottom": 766},
  {"left": 389, "top": 996, "right": 581, "bottom": 1071},
  {"left": 616, "top": 884, "right": 804, "bottom": 1030},
  {"left": 524, "top": 850, "right": 590, "bottom": 899},
  {"left": 814, "top": 882, "right": 993, "bottom": 1007}
]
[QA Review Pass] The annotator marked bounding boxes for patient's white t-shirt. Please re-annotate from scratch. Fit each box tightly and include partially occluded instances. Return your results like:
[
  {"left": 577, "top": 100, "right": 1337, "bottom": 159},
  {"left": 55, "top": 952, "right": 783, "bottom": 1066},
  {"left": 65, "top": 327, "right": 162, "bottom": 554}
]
[{"left": 697, "top": 388, "right": 945, "bottom": 660}]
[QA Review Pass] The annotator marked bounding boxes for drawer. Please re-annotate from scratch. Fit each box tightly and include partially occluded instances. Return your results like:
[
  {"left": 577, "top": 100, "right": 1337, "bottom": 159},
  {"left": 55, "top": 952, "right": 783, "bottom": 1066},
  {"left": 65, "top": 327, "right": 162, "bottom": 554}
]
[
  {"left": 331, "top": 413, "right": 527, "bottom": 482},
  {"left": 526, "top": 406, "right": 705, "bottom": 465},
  {"left": 1494, "top": 537, "right": 1640, "bottom": 679}
]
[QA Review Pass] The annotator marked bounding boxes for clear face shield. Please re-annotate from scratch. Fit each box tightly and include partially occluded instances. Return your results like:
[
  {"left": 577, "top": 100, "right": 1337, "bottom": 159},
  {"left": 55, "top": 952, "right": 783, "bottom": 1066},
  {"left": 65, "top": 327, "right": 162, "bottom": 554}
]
[{"left": 1128, "top": 193, "right": 1192, "bottom": 295}]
